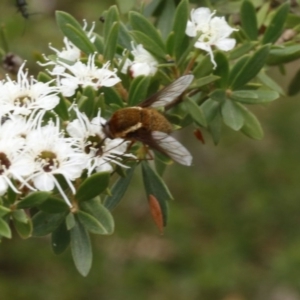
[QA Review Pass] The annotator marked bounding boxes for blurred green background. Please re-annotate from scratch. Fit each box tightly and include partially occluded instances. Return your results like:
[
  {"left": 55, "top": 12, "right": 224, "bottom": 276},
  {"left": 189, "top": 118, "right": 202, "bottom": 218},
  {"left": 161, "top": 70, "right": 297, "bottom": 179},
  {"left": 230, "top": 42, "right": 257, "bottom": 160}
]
[{"left": 1, "top": 0, "right": 300, "bottom": 299}]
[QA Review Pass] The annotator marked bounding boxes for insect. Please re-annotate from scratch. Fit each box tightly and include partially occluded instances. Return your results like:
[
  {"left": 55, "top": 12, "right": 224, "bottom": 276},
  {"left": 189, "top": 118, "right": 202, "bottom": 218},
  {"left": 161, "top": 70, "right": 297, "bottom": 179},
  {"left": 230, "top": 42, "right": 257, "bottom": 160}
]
[
  {"left": 103, "top": 75, "right": 194, "bottom": 166},
  {"left": 16, "top": 0, "right": 30, "bottom": 19}
]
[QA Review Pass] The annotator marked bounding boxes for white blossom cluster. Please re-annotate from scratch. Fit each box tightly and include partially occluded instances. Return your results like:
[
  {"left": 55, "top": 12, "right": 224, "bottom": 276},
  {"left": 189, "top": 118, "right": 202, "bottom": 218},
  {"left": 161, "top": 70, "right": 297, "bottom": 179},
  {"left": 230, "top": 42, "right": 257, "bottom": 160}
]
[{"left": 0, "top": 8, "right": 237, "bottom": 206}]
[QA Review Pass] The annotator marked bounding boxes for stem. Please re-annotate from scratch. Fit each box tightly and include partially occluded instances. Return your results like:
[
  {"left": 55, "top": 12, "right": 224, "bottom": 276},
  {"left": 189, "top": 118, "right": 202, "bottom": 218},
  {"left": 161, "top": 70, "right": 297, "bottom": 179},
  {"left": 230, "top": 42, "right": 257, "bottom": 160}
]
[{"left": 184, "top": 49, "right": 201, "bottom": 75}]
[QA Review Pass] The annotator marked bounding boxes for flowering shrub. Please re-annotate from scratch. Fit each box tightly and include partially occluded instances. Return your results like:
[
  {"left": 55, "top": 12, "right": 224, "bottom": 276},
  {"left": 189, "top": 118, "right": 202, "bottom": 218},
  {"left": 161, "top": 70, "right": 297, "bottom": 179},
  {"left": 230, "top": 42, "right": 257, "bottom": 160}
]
[{"left": 0, "top": 0, "right": 297, "bottom": 276}]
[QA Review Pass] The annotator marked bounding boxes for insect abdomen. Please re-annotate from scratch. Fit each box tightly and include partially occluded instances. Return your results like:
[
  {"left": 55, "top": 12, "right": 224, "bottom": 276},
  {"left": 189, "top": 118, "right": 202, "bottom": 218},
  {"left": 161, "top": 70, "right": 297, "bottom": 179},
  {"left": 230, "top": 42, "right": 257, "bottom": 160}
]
[{"left": 141, "top": 108, "right": 172, "bottom": 133}]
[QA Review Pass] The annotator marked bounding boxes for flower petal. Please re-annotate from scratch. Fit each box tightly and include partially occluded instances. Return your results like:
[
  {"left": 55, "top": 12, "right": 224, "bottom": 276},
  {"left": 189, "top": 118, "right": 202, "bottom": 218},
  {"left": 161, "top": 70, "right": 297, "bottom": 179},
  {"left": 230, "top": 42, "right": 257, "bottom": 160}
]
[
  {"left": 215, "top": 38, "right": 236, "bottom": 51},
  {"left": 33, "top": 173, "right": 55, "bottom": 191}
]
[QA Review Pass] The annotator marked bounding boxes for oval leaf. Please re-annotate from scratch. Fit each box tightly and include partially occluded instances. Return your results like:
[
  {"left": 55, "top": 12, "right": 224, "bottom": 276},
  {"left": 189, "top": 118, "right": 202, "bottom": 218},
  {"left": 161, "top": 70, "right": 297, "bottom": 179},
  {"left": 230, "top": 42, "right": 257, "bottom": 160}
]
[
  {"left": 32, "top": 212, "right": 66, "bottom": 237},
  {"left": 38, "top": 197, "right": 70, "bottom": 214},
  {"left": 141, "top": 162, "right": 172, "bottom": 227},
  {"left": 241, "top": 0, "right": 258, "bottom": 40},
  {"left": 103, "top": 22, "right": 120, "bottom": 62},
  {"left": 229, "top": 45, "right": 270, "bottom": 90},
  {"left": 262, "top": 3, "right": 290, "bottom": 44},
  {"left": 55, "top": 11, "right": 96, "bottom": 54},
  {"left": 129, "top": 11, "right": 165, "bottom": 51},
  {"left": 0, "top": 218, "right": 11, "bottom": 239},
  {"left": 75, "top": 172, "right": 110, "bottom": 202},
  {"left": 77, "top": 210, "right": 110, "bottom": 235},
  {"left": 128, "top": 76, "right": 151, "bottom": 106},
  {"left": 104, "top": 166, "right": 135, "bottom": 210},
  {"left": 70, "top": 218, "right": 92, "bottom": 277},
  {"left": 238, "top": 103, "right": 264, "bottom": 139},
  {"left": 231, "top": 90, "right": 279, "bottom": 104},
  {"left": 0, "top": 205, "right": 11, "bottom": 217},
  {"left": 13, "top": 218, "right": 32, "bottom": 239},
  {"left": 185, "top": 97, "right": 207, "bottom": 127},
  {"left": 52, "top": 221, "right": 70, "bottom": 255},
  {"left": 17, "top": 191, "right": 50, "bottom": 209},
  {"left": 221, "top": 100, "right": 244, "bottom": 131},
  {"left": 172, "top": 0, "right": 189, "bottom": 59},
  {"left": 201, "top": 98, "right": 221, "bottom": 123}
]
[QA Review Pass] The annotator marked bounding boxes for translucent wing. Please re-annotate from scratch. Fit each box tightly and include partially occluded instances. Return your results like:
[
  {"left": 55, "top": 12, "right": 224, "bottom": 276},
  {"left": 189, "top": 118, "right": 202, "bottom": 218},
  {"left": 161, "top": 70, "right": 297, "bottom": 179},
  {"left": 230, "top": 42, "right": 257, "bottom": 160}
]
[
  {"left": 151, "top": 131, "right": 192, "bottom": 166},
  {"left": 139, "top": 75, "right": 194, "bottom": 108}
]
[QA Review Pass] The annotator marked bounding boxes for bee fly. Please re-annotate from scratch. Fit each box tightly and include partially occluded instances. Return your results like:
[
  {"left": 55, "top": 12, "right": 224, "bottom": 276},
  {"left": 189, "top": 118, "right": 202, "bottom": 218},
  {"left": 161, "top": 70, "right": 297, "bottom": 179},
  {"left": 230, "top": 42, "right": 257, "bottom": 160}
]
[{"left": 103, "top": 75, "right": 194, "bottom": 166}]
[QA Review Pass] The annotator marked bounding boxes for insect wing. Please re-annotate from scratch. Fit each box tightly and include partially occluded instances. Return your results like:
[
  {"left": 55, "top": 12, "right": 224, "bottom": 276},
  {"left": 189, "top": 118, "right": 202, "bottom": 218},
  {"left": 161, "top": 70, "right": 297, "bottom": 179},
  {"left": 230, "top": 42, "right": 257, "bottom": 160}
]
[
  {"left": 151, "top": 131, "right": 192, "bottom": 166},
  {"left": 140, "top": 75, "right": 194, "bottom": 108}
]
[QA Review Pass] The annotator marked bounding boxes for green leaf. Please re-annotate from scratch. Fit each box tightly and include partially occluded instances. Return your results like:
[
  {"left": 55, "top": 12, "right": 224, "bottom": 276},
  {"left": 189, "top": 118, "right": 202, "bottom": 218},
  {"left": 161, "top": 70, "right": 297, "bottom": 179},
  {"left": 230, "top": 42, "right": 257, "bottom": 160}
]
[
  {"left": 190, "top": 75, "right": 220, "bottom": 89},
  {"left": 52, "top": 221, "right": 70, "bottom": 255},
  {"left": 103, "top": 5, "right": 120, "bottom": 40},
  {"left": 130, "top": 31, "right": 166, "bottom": 59},
  {"left": 201, "top": 98, "right": 220, "bottom": 122},
  {"left": 210, "top": 89, "right": 226, "bottom": 103},
  {"left": 37, "top": 71, "right": 53, "bottom": 83},
  {"left": 101, "top": 86, "right": 124, "bottom": 108},
  {"left": 128, "top": 76, "right": 151, "bottom": 106},
  {"left": 185, "top": 97, "right": 207, "bottom": 127},
  {"left": 238, "top": 104, "right": 264, "bottom": 139},
  {"left": 103, "top": 22, "right": 120, "bottom": 62},
  {"left": 66, "top": 213, "right": 76, "bottom": 230},
  {"left": 118, "top": 22, "right": 132, "bottom": 50},
  {"left": 229, "top": 42, "right": 257, "bottom": 60},
  {"left": 129, "top": 11, "right": 165, "bottom": 52},
  {"left": 209, "top": 112, "right": 222, "bottom": 145},
  {"left": 75, "top": 172, "right": 110, "bottom": 202},
  {"left": 257, "top": 2, "right": 269, "bottom": 28},
  {"left": 240, "top": 0, "right": 258, "bottom": 40},
  {"left": 32, "top": 212, "right": 66, "bottom": 237},
  {"left": 38, "top": 197, "right": 70, "bottom": 214},
  {"left": 77, "top": 210, "right": 110, "bottom": 235},
  {"left": 288, "top": 68, "right": 300, "bottom": 96},
  {"left": 94, "top": 34, "right": 104, "bottom": 54},
  {"left": 55, "top": 11, "right": 96, "bottom": 55},
  {"left": 0, "top": 218, "right": 11, "bottom": 239},
  {"left": 12, "top": 209, "right": 28, "bottom": 223},
  {"left": 221, "top": 99, "right": 244, "bottom": 131},
  {"left": 13, "top": 218, "right": 32, "bottom": 239},
  {"left": 231, "top": 90, "right": 279, "bottom": 104},
  {"left": 193, "top": 55, "right": 214, "bottom": 78},
  {"left": 213, "top": 52, "right": 229, "bottom": 88},
  {"left": 0, "top": 205, "right": 11, "bottom": 217},
  {"left": 104, "top": 166, "right": 135, "bottom": 210},
  {"left": 257, "top": 71, "right": 285, "bottom": 95},
  {"left": 54, "top": 95, "right": 70, "bottom": 121},
  {"left": 80, "top": 86, "right": 96, "bottom": 118},
  {"left": 81, "top": 198, "right": 114, "bottom": 234},
  {"left": 172, "top": 0, "right": 189, "bottom": 59},
  {"left": 157, "top": 0, "right": 176, "bottom": 40},
  {"left": 143, "top": 0, "right": 162, "bottom": 17},
  {"left": 141, "top": 162, "right": 172, "bottom": 227},
  {"left": 17, "top": 192, "right": 50, "bottom": 209},
  {"left": 267, "top": 45, "right": 300, "bottom": 65},
  {"left": 7, "top": 186, "right": 17, "bottom": 204},
  {"left": 116, "top": 0, "right": 135, "bottom": 14},
  {"left": 228, "top": 55, "right": 249, "bottom": 85},
  {"left": 70, "top": 217, "right": 92, "bottom": 277},
  {"left": 229, "top": 45, "right": 270, "bottom": 90},
  {"left": 262, "top": 3, "right": 290, "bottom": 44}
]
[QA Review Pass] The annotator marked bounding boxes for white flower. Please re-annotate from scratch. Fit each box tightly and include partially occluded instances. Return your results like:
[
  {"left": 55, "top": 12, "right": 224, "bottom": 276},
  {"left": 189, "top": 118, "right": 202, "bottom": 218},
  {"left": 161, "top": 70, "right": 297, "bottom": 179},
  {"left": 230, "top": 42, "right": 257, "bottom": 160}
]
[
  {"left": 0, "top": 133, "right": 34, "bottom": 195},
  {"left": 66, "top": 108, "right": 135, "bottom": 175},
  {"left": 24, "top": 120, "right": 87, "bottom": 206},
  {"left": 120, "top": 42, "right": 158, "bottom": 77},
  {"left": 0, "top": 63, "right": 60, "bottom": 116},
  {"left": 40, "top": 20, "right": 96, "bottom": 73},
  {"left": 186, "top": 8, "right": 237, "bottom": 68},
  {"left": 49, "top": 53, "right": 121, "bottom": 97}
]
